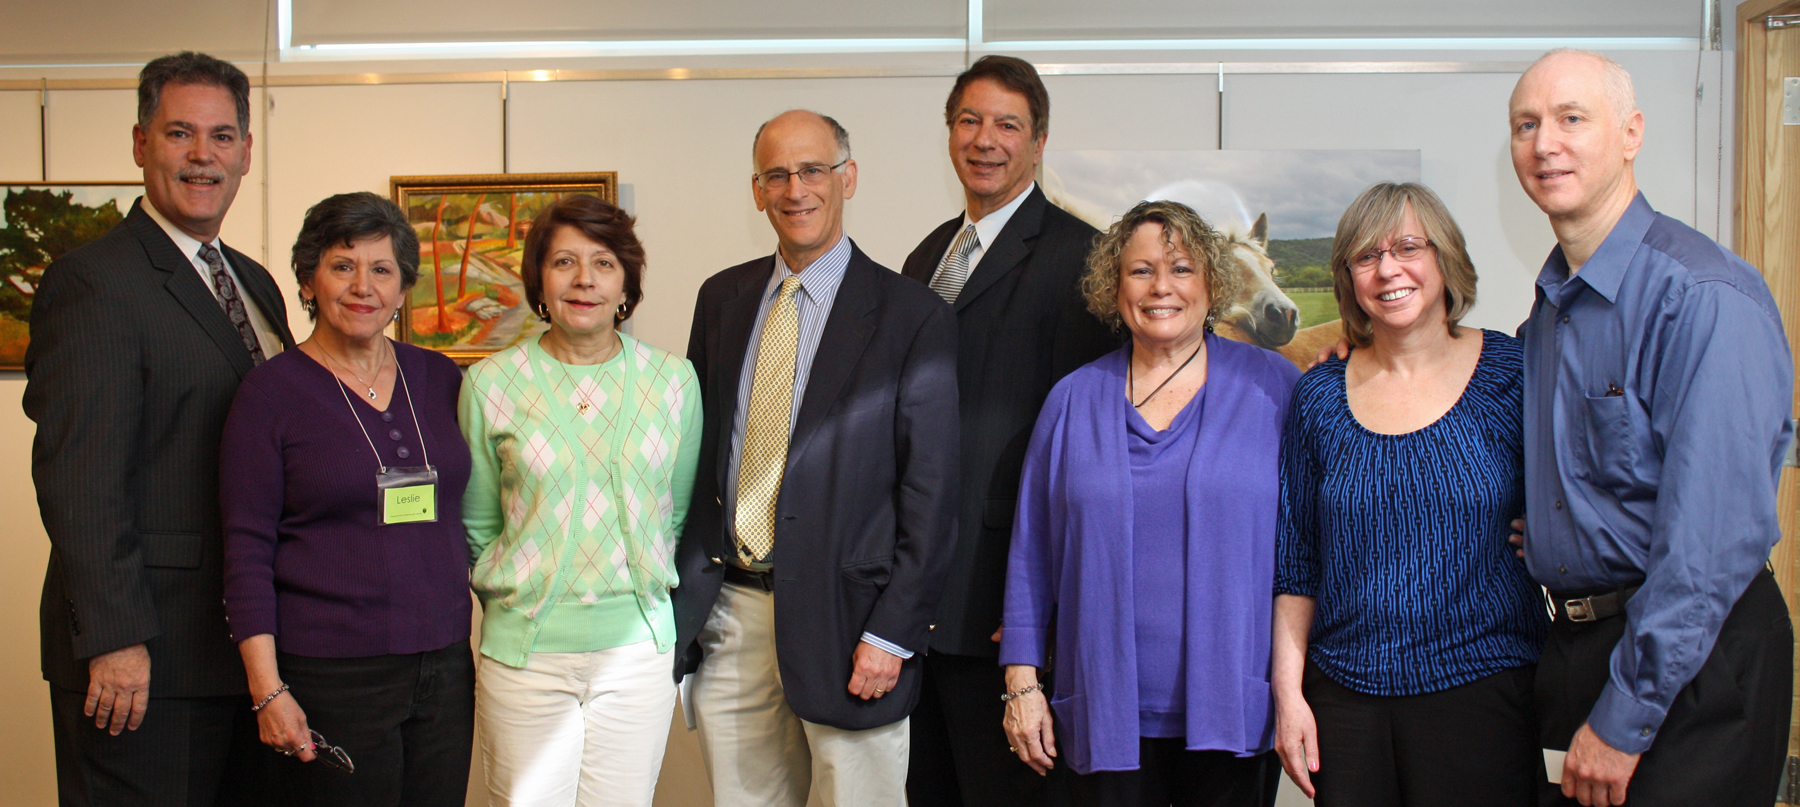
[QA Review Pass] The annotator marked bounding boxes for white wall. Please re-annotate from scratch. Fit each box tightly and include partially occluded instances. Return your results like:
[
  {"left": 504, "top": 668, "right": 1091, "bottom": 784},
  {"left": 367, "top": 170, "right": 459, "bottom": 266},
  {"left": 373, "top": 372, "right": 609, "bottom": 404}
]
[{"left": 0, "top": 50, "right": 1728, "bottom": 807}]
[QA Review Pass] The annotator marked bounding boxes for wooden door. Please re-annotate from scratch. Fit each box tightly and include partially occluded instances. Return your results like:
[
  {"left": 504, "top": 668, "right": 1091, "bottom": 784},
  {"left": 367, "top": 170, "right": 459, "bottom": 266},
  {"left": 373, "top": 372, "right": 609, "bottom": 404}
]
[{"left": 1738, "top": 1, "right": 1800, "bottom": 801}]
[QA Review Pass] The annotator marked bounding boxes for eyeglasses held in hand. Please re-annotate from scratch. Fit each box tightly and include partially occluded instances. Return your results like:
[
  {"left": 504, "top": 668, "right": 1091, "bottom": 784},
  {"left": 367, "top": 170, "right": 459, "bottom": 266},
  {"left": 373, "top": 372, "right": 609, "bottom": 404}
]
[
  {"left": 753, "top": 159, "right": 848, "bottom": 190},
  {"left": 1350, "top": 237, "right": 1434, "bottom": 272},
  {"left": 309, "top": 730, "right": 354, "bottom": 774}
]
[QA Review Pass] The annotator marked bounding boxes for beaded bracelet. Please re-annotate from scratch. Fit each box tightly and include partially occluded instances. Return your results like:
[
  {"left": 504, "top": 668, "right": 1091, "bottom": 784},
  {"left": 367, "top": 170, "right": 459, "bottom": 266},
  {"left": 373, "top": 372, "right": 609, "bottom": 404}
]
[
  {"left": 1000, "top": 682, "right": 1044, "bottom": 703},
  {"left": 251, "top": 683, "right": 289, "bottom": 712}
]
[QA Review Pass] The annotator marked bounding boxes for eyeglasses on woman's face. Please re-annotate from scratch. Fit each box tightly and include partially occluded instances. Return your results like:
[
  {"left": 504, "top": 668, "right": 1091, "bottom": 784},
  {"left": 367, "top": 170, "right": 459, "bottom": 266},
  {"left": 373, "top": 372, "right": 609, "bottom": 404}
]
[{"left": 1350, "top": 237, "right": 1434, "bottom": 273}]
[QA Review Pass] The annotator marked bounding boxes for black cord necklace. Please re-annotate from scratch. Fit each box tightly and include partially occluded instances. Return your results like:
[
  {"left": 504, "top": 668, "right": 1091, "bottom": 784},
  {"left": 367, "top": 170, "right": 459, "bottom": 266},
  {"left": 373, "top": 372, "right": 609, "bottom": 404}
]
[{"left": 1130, "top": 338, "right": 1206, "bottom": 409}]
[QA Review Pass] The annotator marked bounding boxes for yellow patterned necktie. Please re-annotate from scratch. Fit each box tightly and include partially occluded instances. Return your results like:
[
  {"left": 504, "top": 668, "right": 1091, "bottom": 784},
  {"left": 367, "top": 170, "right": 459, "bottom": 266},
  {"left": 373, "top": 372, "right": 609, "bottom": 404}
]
[{"left": 735, "top": 274, "right": 804, "bottom": 563}]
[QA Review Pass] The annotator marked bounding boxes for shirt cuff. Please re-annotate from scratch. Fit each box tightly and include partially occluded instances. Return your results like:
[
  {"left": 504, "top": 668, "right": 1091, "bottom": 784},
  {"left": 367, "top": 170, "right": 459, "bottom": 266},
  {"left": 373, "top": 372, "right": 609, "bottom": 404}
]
[
  {"left": 1586, "top": 679, "right": 1668, "bottom": 755},
  {"left": 997, "top": 626, "right": 1049, "bottom": 668},
  {"left": 860, "top": 632, "right": 914, "bottom": 659}
]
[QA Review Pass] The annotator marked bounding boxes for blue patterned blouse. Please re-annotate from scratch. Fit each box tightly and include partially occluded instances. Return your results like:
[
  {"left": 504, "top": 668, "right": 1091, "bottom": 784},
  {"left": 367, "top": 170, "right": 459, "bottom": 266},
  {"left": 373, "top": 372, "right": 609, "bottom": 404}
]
[{"left": 1276, "top": 330, "right": 1546, "bottom": 696}]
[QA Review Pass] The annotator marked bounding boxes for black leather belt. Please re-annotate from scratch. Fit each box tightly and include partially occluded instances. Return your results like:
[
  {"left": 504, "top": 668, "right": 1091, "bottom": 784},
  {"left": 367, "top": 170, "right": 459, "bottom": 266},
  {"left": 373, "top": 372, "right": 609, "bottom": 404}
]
[
  {"left": 1548, "top": 583, "right": 1642, "bottom": 623},
  {"left": 724, "top": 565, "right": 775, "bottom": 592}
]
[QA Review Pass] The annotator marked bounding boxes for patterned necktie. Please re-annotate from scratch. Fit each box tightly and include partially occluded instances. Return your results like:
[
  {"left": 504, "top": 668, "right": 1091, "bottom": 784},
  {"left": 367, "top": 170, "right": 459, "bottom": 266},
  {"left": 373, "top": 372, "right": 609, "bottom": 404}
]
[
  {"left": 735, "top": 275, "right": 804, "bottom": 563},
  {"left": 198, "top": 244, "right": 266, "bottom": 365},
  {"left": 928, "top": 223, "right": 980, "bottom": 304}
]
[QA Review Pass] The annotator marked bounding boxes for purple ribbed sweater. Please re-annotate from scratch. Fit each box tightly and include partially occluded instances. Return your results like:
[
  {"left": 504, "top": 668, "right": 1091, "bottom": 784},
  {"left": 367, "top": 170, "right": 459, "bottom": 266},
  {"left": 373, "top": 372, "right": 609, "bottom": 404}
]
[{"left": 221, "top": 343, "right": 472, "bottom": 658}]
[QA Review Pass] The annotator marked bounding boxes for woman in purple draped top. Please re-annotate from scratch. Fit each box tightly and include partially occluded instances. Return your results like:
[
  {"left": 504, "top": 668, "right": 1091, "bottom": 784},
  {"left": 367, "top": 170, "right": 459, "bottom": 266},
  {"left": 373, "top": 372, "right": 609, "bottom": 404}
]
[{"left": 1000, "top": 200, "right": 1299, "bottom": 806}]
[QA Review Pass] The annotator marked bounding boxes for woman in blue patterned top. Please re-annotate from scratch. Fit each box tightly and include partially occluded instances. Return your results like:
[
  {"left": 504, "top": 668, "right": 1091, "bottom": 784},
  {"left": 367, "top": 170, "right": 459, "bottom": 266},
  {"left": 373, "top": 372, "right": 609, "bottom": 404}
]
[{"left": 1272, "top": 182, "right": 1547, "bottom": 807}]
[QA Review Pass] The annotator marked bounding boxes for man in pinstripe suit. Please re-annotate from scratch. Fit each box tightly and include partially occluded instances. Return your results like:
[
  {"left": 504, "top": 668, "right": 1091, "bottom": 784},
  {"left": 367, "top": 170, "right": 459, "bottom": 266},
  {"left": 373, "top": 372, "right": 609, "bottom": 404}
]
[{"left": 24, "top": 51, "right": 294, "bottom": 806}]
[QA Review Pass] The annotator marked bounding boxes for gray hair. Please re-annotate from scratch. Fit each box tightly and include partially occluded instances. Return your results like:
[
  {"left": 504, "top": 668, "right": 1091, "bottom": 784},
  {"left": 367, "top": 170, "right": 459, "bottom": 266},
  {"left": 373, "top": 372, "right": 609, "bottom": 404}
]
[
  {"left": 1528, "top": 48, "right": 1638, "bottom": 123},
  {"left": 751, "top": 110, "right": 852, "bottom": 168},
  {"left": 137, "top": 51, "right": 252, "bottom": 135}
]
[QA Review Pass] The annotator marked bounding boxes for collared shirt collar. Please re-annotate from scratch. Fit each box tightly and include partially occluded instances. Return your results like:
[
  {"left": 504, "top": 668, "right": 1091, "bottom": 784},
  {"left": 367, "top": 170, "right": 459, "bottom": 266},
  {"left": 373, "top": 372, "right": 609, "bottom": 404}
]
[
  {"left": 765, "top": 232, "right": 852, "bottom": 307},
  {"left": 139, "top": 196, "right": 223, "bottom": 267},
  {"left": 1533, "top": 192, "right": 1654, "bottom": 307},
  {"left": 962, "top": 181, "right": 1035, "bottom": 249}
]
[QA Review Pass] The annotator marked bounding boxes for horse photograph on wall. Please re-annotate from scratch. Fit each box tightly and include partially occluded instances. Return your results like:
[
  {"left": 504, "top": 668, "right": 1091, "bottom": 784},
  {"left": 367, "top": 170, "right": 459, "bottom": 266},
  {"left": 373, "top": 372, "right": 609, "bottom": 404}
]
[
  {"left": 0, "top": 182, "right": 143, "bottom": 370},
  {"left": 390, "top": 171, "right": 617, "bottom": 365},
  {"left": 1042, "top": 149, "right": 1421, "bottom": 367}
]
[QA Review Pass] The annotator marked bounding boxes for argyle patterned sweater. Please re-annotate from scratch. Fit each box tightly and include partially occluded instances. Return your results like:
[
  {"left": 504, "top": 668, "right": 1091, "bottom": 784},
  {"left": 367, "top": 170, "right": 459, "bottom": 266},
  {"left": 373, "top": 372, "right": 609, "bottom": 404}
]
[{"left": 460, "top": 333, "right": 702, "bottom": 667}]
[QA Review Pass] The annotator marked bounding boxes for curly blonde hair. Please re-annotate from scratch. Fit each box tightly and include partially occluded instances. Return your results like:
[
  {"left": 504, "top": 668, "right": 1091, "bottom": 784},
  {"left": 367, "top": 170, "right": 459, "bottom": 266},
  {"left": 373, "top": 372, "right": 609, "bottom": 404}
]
[{"left": 1081, "top": 200, "right": 1238, "bottom": 333}]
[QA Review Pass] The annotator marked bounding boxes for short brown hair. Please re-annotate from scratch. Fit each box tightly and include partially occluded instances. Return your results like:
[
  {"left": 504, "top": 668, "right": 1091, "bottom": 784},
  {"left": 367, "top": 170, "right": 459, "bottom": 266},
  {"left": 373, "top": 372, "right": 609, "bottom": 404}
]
[
  {"left": 521, "top": 194, "right": 645, "bottom": 327},
  {"left": 945, "top": 55, "right": 1050, "bottom": 140},
  {"left": 1328, "top": 182, "right": 1477, "bottom": 348},
  {"left": 1081, "top": 200, "right": 1238, "bottom": 333},
  {"left": 138, "top": 51, "right": 251, "bottom": 135}
]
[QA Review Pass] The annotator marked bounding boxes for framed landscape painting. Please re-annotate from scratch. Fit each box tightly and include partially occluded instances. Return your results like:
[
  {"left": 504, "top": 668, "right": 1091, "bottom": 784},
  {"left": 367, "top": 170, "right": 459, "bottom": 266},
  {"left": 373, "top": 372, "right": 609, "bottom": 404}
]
[
  {"left": 390, "top": 172, "right": 617, "bottom": 365},
  {"left": 0, "top": 183, "right": 143, "bottom": 370}
]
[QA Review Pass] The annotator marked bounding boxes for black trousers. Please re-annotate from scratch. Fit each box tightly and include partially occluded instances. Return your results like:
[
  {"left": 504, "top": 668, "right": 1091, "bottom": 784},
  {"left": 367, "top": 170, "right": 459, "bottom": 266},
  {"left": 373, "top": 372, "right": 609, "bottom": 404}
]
[
  {"left": 1068, "top": 741, "right": 1279, "bottom": 807},
  {"left": 269, "top": 640, "right": 475, "bottom": 807},
  {"left": 908, "top": 651, "right": 1063, "bottom": 806},
  {"left": 1536, "top": 569, "right": 1791, "bottom": 807},
  {"left": 1303, "top": 661, "right": 1540, "bottom": 807},
  {"left": 50, "top": 687, "right": 267, "bottom": 807}
]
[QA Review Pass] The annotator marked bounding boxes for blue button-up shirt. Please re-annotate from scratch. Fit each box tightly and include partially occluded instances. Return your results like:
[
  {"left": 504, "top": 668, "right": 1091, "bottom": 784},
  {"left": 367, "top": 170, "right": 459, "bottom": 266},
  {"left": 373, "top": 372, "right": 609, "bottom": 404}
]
[
  {"left": 721, "top": 235, "right": 912, "bottom": 658},
  {"left": 1521, "top": 194, "right": 1792, "bottom": 754}
]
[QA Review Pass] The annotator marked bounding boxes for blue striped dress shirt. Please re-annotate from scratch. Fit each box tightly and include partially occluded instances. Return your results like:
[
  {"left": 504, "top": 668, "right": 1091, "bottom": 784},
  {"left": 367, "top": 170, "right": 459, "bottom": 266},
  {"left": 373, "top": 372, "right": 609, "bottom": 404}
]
[{"left": 722, "top": 235, "right": 911, "bottom": 658}]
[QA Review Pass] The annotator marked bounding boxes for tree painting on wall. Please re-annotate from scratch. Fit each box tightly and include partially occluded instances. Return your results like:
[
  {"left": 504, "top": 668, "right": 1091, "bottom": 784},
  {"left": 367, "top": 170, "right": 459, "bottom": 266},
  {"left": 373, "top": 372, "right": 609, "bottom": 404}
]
[
  {"left": 0, "top": 184, "right": 142, "bottom": 370},
  {"left": 390, "top": 172, "right": 617, "bottom": 365}
]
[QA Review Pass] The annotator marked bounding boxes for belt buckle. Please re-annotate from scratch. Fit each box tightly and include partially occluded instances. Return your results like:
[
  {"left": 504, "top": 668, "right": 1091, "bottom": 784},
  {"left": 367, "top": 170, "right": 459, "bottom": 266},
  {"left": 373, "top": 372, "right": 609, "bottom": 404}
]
[{"left": 1563, "top": 597, "right": 1597, "bottom": 622}]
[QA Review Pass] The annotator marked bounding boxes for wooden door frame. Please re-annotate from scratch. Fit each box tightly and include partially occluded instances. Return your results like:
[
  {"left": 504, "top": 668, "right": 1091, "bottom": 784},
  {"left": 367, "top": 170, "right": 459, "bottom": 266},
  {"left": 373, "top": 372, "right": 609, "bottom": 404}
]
[{"left": 1737, "top": 1, "right": 1800, "bottom": 802}]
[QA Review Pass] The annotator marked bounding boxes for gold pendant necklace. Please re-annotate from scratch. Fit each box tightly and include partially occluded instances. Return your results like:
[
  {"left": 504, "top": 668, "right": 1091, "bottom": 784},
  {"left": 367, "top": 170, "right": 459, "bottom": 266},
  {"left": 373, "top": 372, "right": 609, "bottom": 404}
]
[{"left": 547, "top": 332, "right": 619, "bottom": 416}]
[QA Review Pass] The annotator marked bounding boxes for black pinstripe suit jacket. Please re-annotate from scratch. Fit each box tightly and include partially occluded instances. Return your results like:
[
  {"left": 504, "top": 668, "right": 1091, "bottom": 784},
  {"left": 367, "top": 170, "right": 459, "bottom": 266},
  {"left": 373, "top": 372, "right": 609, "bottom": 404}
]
[{"left": 24, "top": 199, "right": 295, "bottom": 697}]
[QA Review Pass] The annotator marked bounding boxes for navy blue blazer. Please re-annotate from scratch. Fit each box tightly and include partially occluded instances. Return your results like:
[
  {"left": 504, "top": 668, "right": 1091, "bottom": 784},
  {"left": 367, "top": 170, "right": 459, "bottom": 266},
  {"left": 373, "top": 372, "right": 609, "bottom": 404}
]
[{"left": 673, "top": 239, "right": 959, "bottom": 731}]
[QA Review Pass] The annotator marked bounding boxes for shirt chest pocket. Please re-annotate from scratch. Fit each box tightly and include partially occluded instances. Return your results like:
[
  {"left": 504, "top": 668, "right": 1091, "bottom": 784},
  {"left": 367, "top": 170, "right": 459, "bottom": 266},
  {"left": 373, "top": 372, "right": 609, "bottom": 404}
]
[{"left": 1580, "top": 393, "right": 1645, "bottom": 492}]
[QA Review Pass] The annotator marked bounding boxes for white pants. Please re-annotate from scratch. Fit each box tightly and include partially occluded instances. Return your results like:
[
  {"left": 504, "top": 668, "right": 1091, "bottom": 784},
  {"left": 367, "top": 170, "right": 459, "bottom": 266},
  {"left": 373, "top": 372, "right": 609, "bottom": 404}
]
[
  {"left": 689, "top": 581, "right": 909, "bottom": 807},
  {"left": 476, "top": 640, "right": 677, "bottom": 807}
]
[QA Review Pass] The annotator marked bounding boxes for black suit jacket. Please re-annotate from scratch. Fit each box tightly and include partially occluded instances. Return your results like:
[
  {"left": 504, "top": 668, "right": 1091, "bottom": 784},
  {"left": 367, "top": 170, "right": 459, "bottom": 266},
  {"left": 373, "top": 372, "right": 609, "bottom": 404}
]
[
  {"left": 900, "top": 186, "right": 1118, "bottom": 657},
  {"left": 674, "top": 240, "right": 959, "bottom": 731},
  {"left": 24, "top": 200, "right": 295, "bottom": 697}
]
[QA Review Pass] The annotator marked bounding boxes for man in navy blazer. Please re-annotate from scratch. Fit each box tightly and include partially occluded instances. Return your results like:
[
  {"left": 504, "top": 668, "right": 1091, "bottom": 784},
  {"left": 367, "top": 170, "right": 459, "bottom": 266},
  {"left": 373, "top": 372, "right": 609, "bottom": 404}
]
[
  {"left": 673, "top": 109, "right": 959, "bottom": 807},
  {"left": 25, "top": 52, "right": 294, "bottom": 806},
  {"left": 901, "top": 56, "right": 1118, "bottom": 806}
]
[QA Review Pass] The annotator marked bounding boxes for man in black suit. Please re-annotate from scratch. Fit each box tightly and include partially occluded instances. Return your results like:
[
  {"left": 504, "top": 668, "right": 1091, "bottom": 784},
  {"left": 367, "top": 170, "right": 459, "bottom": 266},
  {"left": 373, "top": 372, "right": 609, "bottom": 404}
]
[
  {"left": 673, "top": 109, "right": 959, "bottom": 807},
  {"left": 901, "top": 55, "right": 1119, "bottom": 806},
  {"left": 24, "top": 52, "right": 294, "bottom": 806}
]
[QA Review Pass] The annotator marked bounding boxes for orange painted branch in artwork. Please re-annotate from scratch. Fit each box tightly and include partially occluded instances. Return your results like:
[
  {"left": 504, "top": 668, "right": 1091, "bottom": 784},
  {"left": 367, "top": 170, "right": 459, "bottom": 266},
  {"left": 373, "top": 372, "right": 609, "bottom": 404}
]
[
  {"left": 457, "top": 193, "right": 486, "bottom": 301},
  {"left": 506, "top": 194, "right": 518, "bottom": 250},
  {"left": 431, "top": 196, "right": 447, "bottom": 333}
]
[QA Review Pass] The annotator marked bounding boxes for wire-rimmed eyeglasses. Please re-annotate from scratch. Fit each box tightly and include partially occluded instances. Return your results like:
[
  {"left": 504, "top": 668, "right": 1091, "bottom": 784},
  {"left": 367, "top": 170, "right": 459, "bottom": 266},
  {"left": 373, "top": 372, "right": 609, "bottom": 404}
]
[
  {"left": 753, "top": 159, "right": 848, "bottom": 190},
  {"left": 1350, "top": 237, "right": 1434, "bottom": 273}
]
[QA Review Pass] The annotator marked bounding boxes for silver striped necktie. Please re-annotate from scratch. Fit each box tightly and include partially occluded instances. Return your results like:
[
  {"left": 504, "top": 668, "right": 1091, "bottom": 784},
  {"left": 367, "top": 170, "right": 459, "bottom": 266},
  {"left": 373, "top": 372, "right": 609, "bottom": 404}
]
[{"left": 928, "top": 224, "right": 980, "bottom": 304}]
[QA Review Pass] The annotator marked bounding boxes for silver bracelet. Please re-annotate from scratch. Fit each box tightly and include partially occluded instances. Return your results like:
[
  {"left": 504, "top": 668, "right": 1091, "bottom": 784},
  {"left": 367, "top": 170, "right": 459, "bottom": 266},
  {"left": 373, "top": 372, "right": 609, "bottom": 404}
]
[
  {"left": 251, "top": 683, "right": 289, "bottom": 712},
  {"left": 1000, "top": 682, "right": 1044, "bottom": 703}
]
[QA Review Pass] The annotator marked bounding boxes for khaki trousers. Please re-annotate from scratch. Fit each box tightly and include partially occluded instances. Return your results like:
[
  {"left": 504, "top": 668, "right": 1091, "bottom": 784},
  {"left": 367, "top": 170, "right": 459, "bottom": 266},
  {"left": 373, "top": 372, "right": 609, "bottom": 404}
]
[{"left": 690, "top": 580, "right": 908, "bottom": 807}]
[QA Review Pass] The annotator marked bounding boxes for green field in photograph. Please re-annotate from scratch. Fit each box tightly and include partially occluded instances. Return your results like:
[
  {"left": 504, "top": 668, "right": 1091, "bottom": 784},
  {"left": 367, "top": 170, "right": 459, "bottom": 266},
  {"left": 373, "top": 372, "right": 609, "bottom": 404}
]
[{"left": 1288, "top": 290, "right": 1339, "bottom": 330}]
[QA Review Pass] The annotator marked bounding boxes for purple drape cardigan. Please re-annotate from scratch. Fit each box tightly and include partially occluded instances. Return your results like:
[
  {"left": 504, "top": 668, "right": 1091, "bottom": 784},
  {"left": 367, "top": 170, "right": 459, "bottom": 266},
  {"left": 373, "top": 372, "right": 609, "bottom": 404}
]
[{"left": 1000, "top": 335, "right": 1299, "bottom": 773}]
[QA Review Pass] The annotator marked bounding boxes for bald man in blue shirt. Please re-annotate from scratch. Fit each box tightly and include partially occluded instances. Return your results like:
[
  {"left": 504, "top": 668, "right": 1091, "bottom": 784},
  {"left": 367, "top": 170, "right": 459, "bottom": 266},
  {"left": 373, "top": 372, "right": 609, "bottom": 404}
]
[{"left": 1510, "top": 49, "right": 1793, "bottom": 807}]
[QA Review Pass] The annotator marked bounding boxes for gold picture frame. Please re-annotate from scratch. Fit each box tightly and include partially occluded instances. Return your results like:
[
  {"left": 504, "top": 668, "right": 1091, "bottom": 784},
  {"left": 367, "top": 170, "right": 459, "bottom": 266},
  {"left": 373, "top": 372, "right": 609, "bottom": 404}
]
[{"left": 389, "top": 172, "right": 617, "bottom": 365}]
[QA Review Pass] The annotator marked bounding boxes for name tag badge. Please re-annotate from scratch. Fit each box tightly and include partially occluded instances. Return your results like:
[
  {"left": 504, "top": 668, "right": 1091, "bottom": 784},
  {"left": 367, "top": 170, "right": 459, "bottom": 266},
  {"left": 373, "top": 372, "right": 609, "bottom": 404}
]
[{"left": 378, "top": 465, "right": 438, "bottom": 525}]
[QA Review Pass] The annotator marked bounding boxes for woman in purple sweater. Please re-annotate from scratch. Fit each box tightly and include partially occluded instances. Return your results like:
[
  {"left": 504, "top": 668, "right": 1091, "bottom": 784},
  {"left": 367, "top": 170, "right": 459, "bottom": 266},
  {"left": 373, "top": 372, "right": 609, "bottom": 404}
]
[
  {"left": 1000, "top": 200, "right": 1298, "bottom": 806},
  {"left": 221, "top": 192, "right": 473, "bottom": 805}
]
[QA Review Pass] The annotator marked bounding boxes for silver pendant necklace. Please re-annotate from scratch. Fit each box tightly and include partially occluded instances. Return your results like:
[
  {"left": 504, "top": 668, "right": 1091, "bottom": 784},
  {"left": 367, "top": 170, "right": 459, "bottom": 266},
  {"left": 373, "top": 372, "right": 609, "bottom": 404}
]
[{"left": 320, "top": 339, "right": 389, "bottom": 400}]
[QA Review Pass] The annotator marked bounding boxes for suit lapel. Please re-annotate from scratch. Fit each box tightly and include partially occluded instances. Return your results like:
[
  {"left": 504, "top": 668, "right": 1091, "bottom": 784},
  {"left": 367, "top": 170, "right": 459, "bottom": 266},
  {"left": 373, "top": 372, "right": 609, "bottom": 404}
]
[
  {"left": 712, "top": 258, "right": 774, "bottom": 490},
  {"left": 126, "top": 204, "right": 257, "bottom": 379},
  {"left": 953, "top": 187, "right": 1048, "bottom": 313},
  {"left": 786, "top": 245, "right": 878, "bottom": 469}
]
